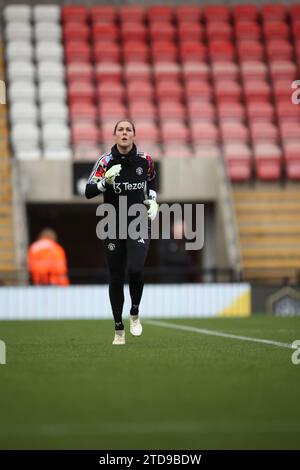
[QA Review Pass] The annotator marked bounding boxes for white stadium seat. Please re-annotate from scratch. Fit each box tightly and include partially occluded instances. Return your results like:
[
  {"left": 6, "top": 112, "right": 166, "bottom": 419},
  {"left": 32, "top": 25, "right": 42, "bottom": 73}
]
[
  {"left": 40, "top": 102, "right": 68, "bottom": 123},
  {"left": 33, "top": 5, "right": 61, "bottom": 22},
  {"left": 5, "top": 22, "right": 32, "bottom": 41},
  {"left": 12, "top": 123, "right": 39, "bottom": 150},
  {"left": 7, "top": 61, "right": 35, "bottom": 82},
  {"left": 15, "top": 149, "right": 41, "bottom": 160},
  {"left": 42, "top": 123, "right": 70, "bottom": 148},
  {"left": 39, "top": 81, "right": 66, "bottom": 102},
  {"left": 10, "top": 102, "right": 38, "bottom": 123},
  {"left": 6, "top": 41, "right": 33, "bottom": 61},
  {"left": 37, "top": 61, "right": 65, "bottom": 81},
  {"left": 36, "top": 42, "right": 63, "bottom": 62},
  {"left": 4, "top": 5, "right": 31, "bottom": 22},
  {"left": 35, "top": 22, "right": 61, "bottom": 42},
  {"left": 9, "top": 81, "right": 36, "bottom": 102}
]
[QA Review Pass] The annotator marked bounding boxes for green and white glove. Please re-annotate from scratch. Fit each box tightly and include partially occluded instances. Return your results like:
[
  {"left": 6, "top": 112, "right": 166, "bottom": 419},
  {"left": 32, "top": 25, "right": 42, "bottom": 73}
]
[
  {"left": 144, "top": 199, "right": 159, "bottom": 221},
  {"left": 105, "top": 164, "right": 122, "bottom": 185}
]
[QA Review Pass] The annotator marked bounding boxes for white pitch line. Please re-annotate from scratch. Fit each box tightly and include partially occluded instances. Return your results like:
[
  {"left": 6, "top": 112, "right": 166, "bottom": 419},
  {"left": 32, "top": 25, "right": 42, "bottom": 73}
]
[{"left": 144, "top": 320, "right": 297, "bottom": 350}]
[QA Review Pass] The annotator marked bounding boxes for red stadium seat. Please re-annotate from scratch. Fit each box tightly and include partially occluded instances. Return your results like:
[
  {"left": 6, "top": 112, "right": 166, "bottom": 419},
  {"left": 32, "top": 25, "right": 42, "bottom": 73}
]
[
  {"left": 250, "top": 121, "right": 279, "bottom": 142},
  {"left": 280, "top": 121, "right": 300, "bottom": 141},
  {"left": 129, "top": 101, "right": 156, "bottom": 121},
  {"left": 290, "top": 4, "right": 300, "bottom": 20},
  {"left": 203, "top": 5, "right": 230, "bottom": 22},
  {"left": 92, "top": 23, "right": 119, "bottom": 42},
  {"left": 209, "top": 41, "right": 235, "bottom": 61},
  {"left": 90, "top": 5, "right": 117, "bottom": 24},
  {"left": 253, "top": 143, "right": 282, "bottom": 181},
  {"left": 123, "top": 42, "right": 149, "bottom": 63},
  {"left": 68, "top": 81, "right": 95, "bottom": 104},
  {"left": 177, "top": 23, "right": 204, "bottom": 43},
  {"left": 224, "top": 143, "right": 253, "bottom": 181},
  {"left": 175, "top": 5, "right": 202, "bottom": 22},
  {"left": 217, "top": 102, "right": 246, "bottom": 121},
  {"left": 185, "top": 80, "right": 213, "bottom": 102},
  {"left": 119, "top": 5, "right": 146, "bottom": 23},
  {"left": 182, "top": 62, "right": 210, "bottom": 81},
  {"left": 156, "top": 80, "right": 183, "bottom": 101},
  {"left": 153, "top": 62, "right": 181, "bottom": 82},
  {"left": 179, "top": 41, "right": 207, "bottom": 62},
  {"left": 273, "top": 79, "right": 295, "bottom": 102},
  {"left": 67, "top": 63, "right": 94, "bottom": 83},
  {"left": 65, "top": 41, "right": 91, "bottom": 63},
  {"left": 206, "top": 22, "right": 233, "bottom": 41},
  {"left": 98, "top": 102, "right": 127, "bottom": 123},
  {"left": 127, "top": 81, "right": 154, "bottom": 102},
  {"left": 161, "top": 121, "right": 189, "bottom": 144},
  {"left": 70, "top": 102, "right": 97, "bottom": 123},
  {"left": 232, "top": 5, "right": 258, "bottom": 22},
  {"left": 240, "top": 61, "right": 268, "bottom": 81},
  {"left": 147, "top": 6, "right": 174, "bottom": 23},
  {"left": 215, "top": 80, "right": 242, "bottom": 103},
  {"left": 211, "top": 61, "right": 239, "bottom": 81},
  {"left": 158, "top": 101, "right": 186, "bottom": 121},
  {"left": 269, "top": 60, "right": 297, "bottom": 81},
  {"left": 235, "top": 21, "right": 261, "bottom": 41},
  {"left": 124, "top": 63, "right": 152, "bottom": 82},
  {"left": 187, "top": 101, "right": 216, "bottom": 121},
  {"left": 151, "top": 41, "right": 177, "bottom": 62},
  {"left": 261, "top": 4, "right": 287, "bottom": 21},
  {"left": 72, "top": 122, "right": 99, "bottom": 145},
  {"left": 95, "top": 63, "right": 122, "bottom": 83},
  {"left": 276, "top": 101, "right": 300, "bottom": 121},
  {"left": 263, "top": 21, "right": 289, "bottom": 40},
  {"left": 283, "top": 141, "right": 300, "bottom": 180},
  {"left": 190, "top": 122, "right": 219, "bottom": 145},
  {"left": 149, "top": 22, "right": 176, "bottom": 43},
  {"left": 63, "top": 23, "right": 89, "bottom": 42},
  {"left": 97, "top": 82, "right": 125, "bottom": 102},
  {"left": 134, "top": 121, "right": 160, "bottom": 143},
  {"left": 220, "top": 121, "right": 249, "bottom": 143},
  {"left": 120, "top": 23, "right": 147, "bottom": 42},
  {"left": 266, "top": 40, "right": 293, "bottom": 61},
  {"left": 93, "top": 41, "right": 121, "bottom": 63},
  {"left": 247, "top": 102, "right": 275, "bottom": 122},
  {"left": 243, "top": 80, "right": 272, "bottom": 102},
  {"left": 62, "top": 6, "right": 88, "bottom": 23},
  {"left": 238, "top": 41, "right": 264, "bottom": 61}
]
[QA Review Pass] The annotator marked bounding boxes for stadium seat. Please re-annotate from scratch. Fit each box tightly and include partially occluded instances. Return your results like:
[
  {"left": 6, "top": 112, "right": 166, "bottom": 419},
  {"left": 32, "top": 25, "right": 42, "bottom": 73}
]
[
  {"left": 36, "top": 41, "right": 63, "bottom": 62},
  {"left": 67, "top": 63, "right": 94, "bottom": 83},
  {"left": 247, "top": 102, "right": 275, "bottom": 122},
  {"left": 9, "top": 81, "right": 36, "bottom": 102},
  {"left": 238, "top": 41, "right": 264, "bottom": 61},
  {"left": 63, "top": 22, "right": 89, "bottom": 42},
  {"left": 121, "top": 23, "right": 147, "bottom": 42},
  {"left": 35, "top": 22, "right": 61, "bottom": 42},
  {"left": 223, "top": 143, "right": 253, "bottom": 181},
  {"left": 261, "top": 4, "right": 287, "bottom": 21},
  {"left": 149, "top": 22, "right": 176, "bottom": 42},
  {"left": 12, "top": 123, "right": 39, "bottom": 151},
  {"left": 206, "top": 22, "right": 233, "bottom": 41},
  {"left": 175, "top": 4, "right": 202, "bottom": 22},
  {"left": 283, "top": 141, "right": 300, "bottom": 180},
  {"left": 42, "top": 123, "right": 70, "bottom": 149},
  {"left": 253, "top": 143, "right": 282, "bottom": 181},
  {"left": 161, "top": 122, "right": 189, "bottom": 144},
  {"left": 263, "top": 21, "right": 289, "bottom": 40},
  {"left": 240, "top": 61, "right": 268, "bottom": 81},
  {"left": 209, "top": 41, "right": 235, "bottom": 62},
  {"left": 203, "top": 5, "right": 230, "bottom": 22},
  {"left": 94, "top": 42, "right": 121, "bottom": 63},
  {"left": 129, "top": 102, "right": 156, "bottom": 121},
  {"left": 152, "top": 41, "right": 177, "bottom": 62},
  {"left": 62, "top": 6, "right": 88, "bottom": 23},
  {"left": 217, "top": 102, "right": 246, "bottom": 121},
  {"left": 41, "top": 102, "right": 68, "bottom": 123},
  {"left": 214, "top": 80, "right": 242, "bottom": 103},
  {"left": 124, "top": 63, "right": 152, "bottom": 82},
  {"left": 119, "top": 5, "right": 145, "bottom": 23},
  {"left": 153, "top": 63, "right": 181, "bottom": 82},
  {"left": 182, "top": 62, "right": 210, "bottom": 81},
  {"left": 90, "top": 5, "right": 117, "bottom": 23},
  {"left": 250, "top": 121, "right": 279, "bottom": 142},
  {"left": 4, "top": 5, "right": 31, "bottom": 22},
  {"left": 279, "top": 121, "right": 300, "bottom": 141},
  {"left": 220, "top": 121, "right": 249, "bottom": 143},
  {"left": 158, "top": 101, "right": 186, "bottom": 121},
  {"left": 71, "top": 122, "right": 99, "bottom": 145},
  {"left": 147, "top": 6, "right": 174, "bottom": 23},
  {"left": 243, "top": 80, "right": 272, "bottom": 103},
  {"left": 127, "top": 81, "right": 154, "bottom": 102},
  {"left": 124, "top": 42, "right": 149, "bottom": 63},
  {"left": 39, "top": 81, "right": 66, "bottom": 103},
  {"left": 97, "top": 82, "right": 124, "bottom": 102},
  {"left": 95, "top": 63, "right": 122, "bottom": 83},
  {"left": 276, "top": 102, "right": 300, "bottom": 121},
  {"left": 65, "top": 42, "right": 91, "bottom": 63},
  {"left": 6, "top": 41, "right": 33, "bottom": 61},
  {"left": 5, "top": 22, "right": 32, "bottom": 42},
  {"left": 211, "top": 61, "right": 239, "bottom": 81},
  {"left": 190, "top": 122, "right": 219, "bottom": 145},
  {"left": 177, "top": 23, "right": 204, "bottom": 42},
  {"left": 33, "top": 5, "right": 60, "bottom": 22},
  {"left": 38, "top": 62, "right": 65, "bottom": 81},
  {"left": 232, "top": 4, "right": 258, "bottom": 22},
  {"left": 266, "top": 40, "right": 293, "bottom": 61},
  {"left": 185, "top": 80, "right": 212, "bottom": 102},
  {"left": 10, "top": 102, "right": 38, "bottom": 123},
  {"left": 235, "top": 21, "right": 261, "bottom": 41},
  {"left": 187, "top": 101, "right": 216, "bottom": 121},
  {"left": 156, "top": 80, "right": 183, "bottom": 101},
  {"left": 8, "top": 61, "right": 35, "bottom": 82},
  {"left": 92, "top": 23, "right": 119, "bottom": 42}
]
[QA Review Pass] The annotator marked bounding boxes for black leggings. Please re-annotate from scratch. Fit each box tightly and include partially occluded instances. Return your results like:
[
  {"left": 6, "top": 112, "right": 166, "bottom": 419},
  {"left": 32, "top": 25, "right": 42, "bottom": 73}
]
[{"left": 103, "top": 237, "right": 150, "bottom": 327}]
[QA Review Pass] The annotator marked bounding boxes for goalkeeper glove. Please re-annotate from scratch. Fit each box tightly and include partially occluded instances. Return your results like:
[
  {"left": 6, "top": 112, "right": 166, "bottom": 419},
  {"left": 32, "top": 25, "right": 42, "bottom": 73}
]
[
  {"left": 105, "top": 164, "right": 122, "bottom": 185},
  {"left": 144, "top": 199, "right": 159, "bottom": 221}
]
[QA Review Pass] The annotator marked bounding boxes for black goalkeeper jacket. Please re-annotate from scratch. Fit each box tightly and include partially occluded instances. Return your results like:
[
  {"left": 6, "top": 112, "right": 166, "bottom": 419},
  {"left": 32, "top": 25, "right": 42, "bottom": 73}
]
[{"left": 85, "top": 144, "right": 156, "bottom": 209}]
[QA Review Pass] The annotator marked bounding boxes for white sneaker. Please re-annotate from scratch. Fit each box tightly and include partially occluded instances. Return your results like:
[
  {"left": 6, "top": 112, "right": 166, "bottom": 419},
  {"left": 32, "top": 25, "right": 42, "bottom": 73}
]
[
  {"left": 112, "top": 330, "right": 125, "bottom": 345},
  {"left": 130, "top": 315, "right": 143, "bottom": 336}
]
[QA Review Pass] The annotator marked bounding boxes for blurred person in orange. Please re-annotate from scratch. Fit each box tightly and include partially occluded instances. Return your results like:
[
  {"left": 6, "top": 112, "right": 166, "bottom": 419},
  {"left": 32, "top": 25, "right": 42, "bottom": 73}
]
[{"left": 28, "top": 228, "right": 69, "bottom": 286}]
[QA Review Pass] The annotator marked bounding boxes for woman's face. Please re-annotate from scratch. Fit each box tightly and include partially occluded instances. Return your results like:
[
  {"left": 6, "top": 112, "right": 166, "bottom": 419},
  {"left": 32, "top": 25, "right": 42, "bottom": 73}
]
[{"left": 114, "top": 121, "right": 135, "bottom": 151}]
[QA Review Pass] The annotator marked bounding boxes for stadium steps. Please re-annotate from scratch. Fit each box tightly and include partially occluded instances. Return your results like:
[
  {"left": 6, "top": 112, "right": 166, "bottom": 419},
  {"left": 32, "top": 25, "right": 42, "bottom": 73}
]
[
  {"left": 0, "top": 42, "right": 17, "bottom": 282},
  {"left": 233, "top": 189, "right": 300, "bottom": 282}
]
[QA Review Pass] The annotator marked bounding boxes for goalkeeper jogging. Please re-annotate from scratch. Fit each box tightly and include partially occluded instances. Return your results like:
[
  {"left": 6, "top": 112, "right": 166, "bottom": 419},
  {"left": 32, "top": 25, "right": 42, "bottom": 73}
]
[{"left": 85, "top": 120, "right": 158, "bottom": 345}]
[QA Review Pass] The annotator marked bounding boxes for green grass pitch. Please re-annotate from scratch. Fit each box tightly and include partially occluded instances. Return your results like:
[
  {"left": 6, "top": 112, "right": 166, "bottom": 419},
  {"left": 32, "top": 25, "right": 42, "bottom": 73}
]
[{"left": 0, "top": 316, "right": 300, "bottom": 450}]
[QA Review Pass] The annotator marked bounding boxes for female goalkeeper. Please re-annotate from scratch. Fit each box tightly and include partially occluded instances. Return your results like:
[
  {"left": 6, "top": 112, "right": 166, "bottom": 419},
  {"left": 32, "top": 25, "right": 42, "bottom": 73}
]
[{"left": 85, "top": 120, "right": 158, "bottom": 345}]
